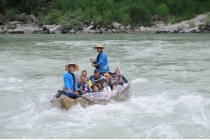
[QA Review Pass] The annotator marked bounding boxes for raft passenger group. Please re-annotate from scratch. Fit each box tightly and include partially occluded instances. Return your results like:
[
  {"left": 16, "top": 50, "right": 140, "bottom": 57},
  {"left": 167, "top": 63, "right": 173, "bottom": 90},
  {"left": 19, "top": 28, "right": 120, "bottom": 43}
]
[{"left": 54, "top": 44, "right": 128, "bottom": 100}]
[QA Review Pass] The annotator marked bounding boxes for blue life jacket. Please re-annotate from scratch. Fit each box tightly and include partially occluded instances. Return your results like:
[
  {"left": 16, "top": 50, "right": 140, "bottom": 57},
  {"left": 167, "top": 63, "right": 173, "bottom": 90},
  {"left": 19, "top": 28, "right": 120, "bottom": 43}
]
[
  {"left": 63, "top": 72, "right": 78, "bottom": 97},
  {"left": 94, "top": 51, "right": 110, "bottom": 73},
  {"left": 90, "top": 75, "right": 102, "bottom": 85}
]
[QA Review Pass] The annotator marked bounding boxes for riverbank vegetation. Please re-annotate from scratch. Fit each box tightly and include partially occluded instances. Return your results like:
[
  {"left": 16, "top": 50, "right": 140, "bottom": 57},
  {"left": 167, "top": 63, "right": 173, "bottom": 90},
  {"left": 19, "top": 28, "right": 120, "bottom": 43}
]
[{"left": 1, "top": 0, "right": 210, "bottom": 29}]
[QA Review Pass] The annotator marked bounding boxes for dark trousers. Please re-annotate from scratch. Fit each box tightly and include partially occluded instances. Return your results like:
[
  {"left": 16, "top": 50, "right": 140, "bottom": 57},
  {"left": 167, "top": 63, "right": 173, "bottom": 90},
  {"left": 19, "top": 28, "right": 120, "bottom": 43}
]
[{"left": 55, "top": 90, "right": 79, "bottom": 99}]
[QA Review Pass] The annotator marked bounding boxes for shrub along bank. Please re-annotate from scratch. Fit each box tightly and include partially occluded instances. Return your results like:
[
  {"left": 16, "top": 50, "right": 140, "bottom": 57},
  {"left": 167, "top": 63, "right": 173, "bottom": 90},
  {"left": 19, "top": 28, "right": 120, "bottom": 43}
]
[{"left": 0, "top": 0, "right": 210, "bottom": 34}]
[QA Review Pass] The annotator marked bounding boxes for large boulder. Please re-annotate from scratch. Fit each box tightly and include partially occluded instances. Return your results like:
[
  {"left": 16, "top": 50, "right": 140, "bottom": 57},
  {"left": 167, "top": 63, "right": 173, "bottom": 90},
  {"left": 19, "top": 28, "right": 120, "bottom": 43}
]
[
  {"left": 205, "top": 25, "right": 210, "bottom": 31},
  {"left": 113, "top": 22, "right": 121, "bottom": 29},
  {"left": 42, "top": 25, "right": 55, "bottom": 30},
  {"left": 10, "top": 21, "right": 23, "bottom": 25},
  {"left": 120, "top": 26, "right": 126, "bottom": 32},
  {"left": 85, "top": 25, "right": 94, "bottom": 30},
  {"left": 35, "top": 28, "right": 44, "bottom": 34},
  {"left": 68, "top": 29, "right": 75, "bottom": 34},
  {"left": 8, "top": 29, "right": 24, "bottom": 34},
  {"left": 30, "top": 14, "right": 38, "bottom": 25},
  {"left": 23, "top": 28, "right": 36, "bottom": 34},
  {"left": 106, "top": 29, "right": 113, "bottom": 33},
  {"left": 89, "top": 30, "right": 97, "bottom": 34},
  {"left": 156, "top": 29, "right": 169, "bottom": 34},
  {"left": 126, "top": 25, "right": 131, "bottom": 30},
  {"left": 83, "top": 25, "right": 94, "bottom": 33},
  {"left": 49, "top": 25, "right": 62, "bottom": 34},
  {"left": 204, "top": 30, "right": 210, "bottom": 33},
  {"left": 139, "top": 26, "right": 146, "bottom": 31}
]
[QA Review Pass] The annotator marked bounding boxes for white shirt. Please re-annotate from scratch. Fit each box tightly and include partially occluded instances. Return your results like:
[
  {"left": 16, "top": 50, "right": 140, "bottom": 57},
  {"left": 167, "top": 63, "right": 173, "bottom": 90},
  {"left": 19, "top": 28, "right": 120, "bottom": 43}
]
[{"left": 102, "top": 86, "right": 112, "bottom": 97}]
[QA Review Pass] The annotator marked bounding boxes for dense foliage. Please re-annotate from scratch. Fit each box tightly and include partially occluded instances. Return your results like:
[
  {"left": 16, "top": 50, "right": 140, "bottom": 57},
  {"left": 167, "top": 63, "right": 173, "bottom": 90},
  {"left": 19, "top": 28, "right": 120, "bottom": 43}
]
[{"left": 1, "top": 0, "right": 210, "bottom": 28}]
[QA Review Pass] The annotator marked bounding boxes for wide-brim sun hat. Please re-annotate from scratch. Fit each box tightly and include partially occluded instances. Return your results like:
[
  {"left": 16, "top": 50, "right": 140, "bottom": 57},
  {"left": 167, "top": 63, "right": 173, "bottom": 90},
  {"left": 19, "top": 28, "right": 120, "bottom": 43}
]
[
  {"left": 65, "top": 63, "right": 79, "bottom": 72},
  {"left": 94, "top": 44, "right": 104, "bottom": 49}
]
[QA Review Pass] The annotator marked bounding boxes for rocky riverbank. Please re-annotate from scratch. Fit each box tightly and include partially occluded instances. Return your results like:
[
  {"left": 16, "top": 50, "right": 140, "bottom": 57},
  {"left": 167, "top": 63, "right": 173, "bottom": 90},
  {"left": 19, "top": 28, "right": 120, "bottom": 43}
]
[{"left": 0, "top": 14, "right": 210, "bottom": 34}]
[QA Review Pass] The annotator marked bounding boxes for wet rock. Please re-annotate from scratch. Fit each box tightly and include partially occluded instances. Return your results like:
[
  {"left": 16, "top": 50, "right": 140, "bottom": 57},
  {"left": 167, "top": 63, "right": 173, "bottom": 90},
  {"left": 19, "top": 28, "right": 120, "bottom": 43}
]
[
  {"left": 112, "top": 28, "right": 116, "bottom": 33},
  {"left": 140, "top": 26, "right": 146, "bottom": 31},
  {"left": 156, "top": 29, "right": 169, "bottom": 34},
  {"left": 113, "top": 22, "right": 121, "bottom": 29},
  {"left": 205, "top": 25, "right": 210, "bottom": 31},
  {"left": 68, "top": 29, "right": 75, "bottom": 34},
  {"left": 43, "top": 30, "right": 50, "bottom": 34},
  {"left": 49, "top": 25, "right": 62, "bottom": 34},
  {"left": 75, "top": 31, "right": 84, "bottom": 34},
  {"left": 172, "top": 29, "right": 180, "bottom": 33},
  {"left": 126, "top": 25, "right": 131, "bottom": 29},
  {"left": 100, "top": 28, "right": 107, "bottom": 33},
  {"left": 90, "top": 30, "right": 97, "bottom": 34},
  {"left": 120, "top": 26, "right": 126, "bottom": 32},
  {"left": 35, "top": 28, "right": 44, "bottom": 34},
  {"left": 83, "top": 25, "right": 94, "bottom": 33},
  {"left": 23, "top": 28, "right": 36, "bottom": 34},
  {"left": 42, "top": 25, "right": 55, "bottom": 30},
  {"left": 10, "top": 21, "right": 23, "bottom": 25},
  {"left": 126, "top": 29, "right": 132, "bottom": 33},
  {"left": 62, "top": 28, "right": 70, "bottom": 34},
  {"left": 106, "top": 29, "right": 113, "bottom": 33},
  {"left": 204, "top": 30, "right": 210, "bottom": 33},
  {"left": 8, "top": 29, "right": 24, "bottom": 34}
]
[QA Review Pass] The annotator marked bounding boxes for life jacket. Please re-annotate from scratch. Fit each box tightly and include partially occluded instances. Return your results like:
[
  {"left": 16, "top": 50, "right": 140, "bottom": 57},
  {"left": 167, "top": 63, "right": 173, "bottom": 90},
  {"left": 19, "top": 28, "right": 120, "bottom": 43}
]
[
  {"left": 90, "top": 75, "right": 102, "bottom": 85},
  {"left": 114, "top": 74, "right": 128, "bottom": 84}
]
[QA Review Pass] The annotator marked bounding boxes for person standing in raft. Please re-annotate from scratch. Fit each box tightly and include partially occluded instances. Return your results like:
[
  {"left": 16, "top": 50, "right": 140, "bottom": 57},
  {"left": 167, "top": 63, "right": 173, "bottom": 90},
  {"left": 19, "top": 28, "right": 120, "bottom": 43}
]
[
  {"left": 90, "top": 44, "right": 110, "bottom": 75},
  {"left": 63, "top": 63, "right": 79, "bottom": 99}
]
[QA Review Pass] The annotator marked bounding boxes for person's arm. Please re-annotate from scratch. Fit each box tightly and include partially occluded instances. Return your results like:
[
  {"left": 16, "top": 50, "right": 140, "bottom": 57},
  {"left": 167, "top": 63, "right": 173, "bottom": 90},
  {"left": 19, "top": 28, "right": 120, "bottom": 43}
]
[
  {"left": 122, "top": 75, "right": 128, "bottom": 83},
  {"left": 79, "top": 85, "right": 84, "bottom": 95},
  {"left": 64, "top": 76, "right": 73, "bottom": 93},
  {"left": 95, "top": 53, "right": 106, "bottom": 67}
]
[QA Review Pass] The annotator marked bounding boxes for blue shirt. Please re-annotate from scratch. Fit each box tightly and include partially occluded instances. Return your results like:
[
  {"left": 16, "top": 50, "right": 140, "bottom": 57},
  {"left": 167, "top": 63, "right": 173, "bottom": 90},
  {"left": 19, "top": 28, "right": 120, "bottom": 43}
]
[
  {"left": 63, "top": 72, "right": 78, "bottom": 97},
  {"left": 95, "top": 51, "right": 110, "bottom": 73}
]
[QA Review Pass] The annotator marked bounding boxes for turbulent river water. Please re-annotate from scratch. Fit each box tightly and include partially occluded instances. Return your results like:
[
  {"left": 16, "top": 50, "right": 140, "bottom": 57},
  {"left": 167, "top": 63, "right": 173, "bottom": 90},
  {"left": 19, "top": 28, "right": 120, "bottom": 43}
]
[{"left": 0, "top": 34, "right": 210, "bottom": 138}]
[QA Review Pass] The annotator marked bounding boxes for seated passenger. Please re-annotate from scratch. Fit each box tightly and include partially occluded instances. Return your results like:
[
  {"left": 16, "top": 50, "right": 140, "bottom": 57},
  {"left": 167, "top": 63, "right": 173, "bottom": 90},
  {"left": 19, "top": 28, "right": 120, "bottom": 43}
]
[
  {"left": 113, "top": 68, "right": 128, "bottom": 84},
  {"left": 81, "top": 70, "right": 92, "bottom": 89},
  {"left": 79, "top": 75, "right": 90, "bottom": 94},
  {"left": 112, "top": 76, "right": 124, "bottom": 91},
  {"left": 101, "top": 79, "right": 112, "bottom": 97},
  {"left": 91, "top": 84, "right": 100, "bottom": 93},
  {"left": 106, "top": 72, "right": 114, "bottom": 90},
  {"left": 90, "top": 69, "right": 102, "bottom": 85},
  {"left": 76, "top": 76, "right": 82, "bottom": 95}
]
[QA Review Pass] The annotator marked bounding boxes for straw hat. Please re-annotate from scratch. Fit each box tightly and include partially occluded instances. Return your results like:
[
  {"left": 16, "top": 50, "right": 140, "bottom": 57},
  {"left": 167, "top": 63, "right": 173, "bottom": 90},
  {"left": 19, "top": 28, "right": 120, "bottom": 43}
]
[
  {"left": 94, "top": 44, "right": 104, "bottom": 49},
  {"left": 65, "top": 63, "right": 79, "bottom": 72}
]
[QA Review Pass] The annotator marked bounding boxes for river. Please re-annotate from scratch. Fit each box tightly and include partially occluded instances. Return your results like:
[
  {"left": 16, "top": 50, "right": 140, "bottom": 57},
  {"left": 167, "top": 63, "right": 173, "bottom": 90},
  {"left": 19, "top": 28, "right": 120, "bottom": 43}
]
[{"left": 0, "top": 34, "right": 210, "bottom": 138}]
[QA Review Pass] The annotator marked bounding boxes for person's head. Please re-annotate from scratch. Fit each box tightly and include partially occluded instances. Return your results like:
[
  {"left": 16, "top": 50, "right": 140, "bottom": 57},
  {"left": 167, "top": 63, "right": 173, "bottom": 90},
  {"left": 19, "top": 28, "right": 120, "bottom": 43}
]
[
  {"left": 81, "top": 70, "right": 87, "bottom": 78},
  {"left": 115, "top": 68, "right": 121, "bottom": 76},
  {"left": 77, "top": 76, "right": 81, "bottom": 84},
  {"left": 94, "top": 44, "right": 104, "bottom": 53},
  {"left": 69, "top": 65, "right": 75, "bottom": 73},
  {"left": 104, "top": 73, "right": 110, "bottom": 81},
  {"left": 81, "top": 75, "right": 86, "bottom": 83},
  {"left": 65, "top": 63, "right": 79, "bottom": 73},
  {"left": 101, "top": 78, "right": 107, "bottom": 87},
  {"left": 114, "top": 76, "right": 119, "bottom": 84},
  {"left": 91, "top": 84, "right": 99, "bottom": 92},
  {"left": 94, "top": 69, "right": 100, "bottom": 77}
]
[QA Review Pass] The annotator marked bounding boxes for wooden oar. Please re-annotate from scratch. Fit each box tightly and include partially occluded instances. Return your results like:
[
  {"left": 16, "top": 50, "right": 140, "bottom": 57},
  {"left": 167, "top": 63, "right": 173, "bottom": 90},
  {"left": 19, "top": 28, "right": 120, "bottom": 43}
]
[
  {"left": 118, "top": 61, "right": 128, "bottom": 83},
  {"left": 118, "top": 61, "right": 124, "bottom": 76}
]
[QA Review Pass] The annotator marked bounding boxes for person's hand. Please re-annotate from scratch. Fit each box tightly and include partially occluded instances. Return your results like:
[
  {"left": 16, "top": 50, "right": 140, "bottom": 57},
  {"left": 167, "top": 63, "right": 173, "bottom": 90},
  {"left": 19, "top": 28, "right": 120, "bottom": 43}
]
[
  {"left": 90, "top": 57, "right": 95, "bottom": 63},
  {"left": 74, "top": 92, "right": 79, "bottom": 96},
  {"left": 68, "top": 88, "right": 72, "bottom": 94},
  {"left": 92, "top": 63, "right": 95, "bottom": 67}
]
